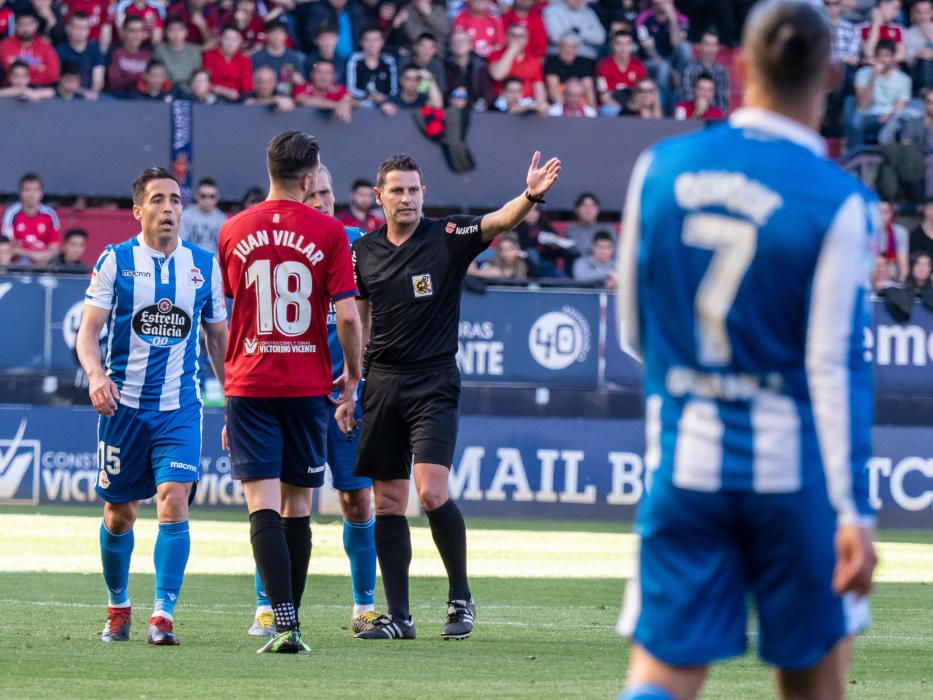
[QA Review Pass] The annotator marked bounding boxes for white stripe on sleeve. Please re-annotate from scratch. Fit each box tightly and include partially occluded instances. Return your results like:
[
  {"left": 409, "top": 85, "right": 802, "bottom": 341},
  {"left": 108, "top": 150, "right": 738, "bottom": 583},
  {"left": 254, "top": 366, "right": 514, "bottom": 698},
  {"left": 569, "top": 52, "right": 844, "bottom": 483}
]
[
  {"left": 805, "top": 192, "right": 872, "bottom": 526},
  {"left": 616, "top": 150, "right": 653, "bottom": 362}
]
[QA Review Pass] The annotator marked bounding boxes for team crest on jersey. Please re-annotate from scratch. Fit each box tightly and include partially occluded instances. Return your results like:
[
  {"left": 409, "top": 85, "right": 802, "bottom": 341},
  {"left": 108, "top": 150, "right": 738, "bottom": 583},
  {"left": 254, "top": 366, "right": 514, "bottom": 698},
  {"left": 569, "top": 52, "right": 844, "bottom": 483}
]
[
  {"left": 37, "top": 223, "right": 46, "bottom": 234},
  {"left": 189, "top": 267, "right": 204, "bottom": 289},
  {"left": 445, "top": 221, "right": 457, "bottom": 234},
  {"left": 98, "top": 470, "right": 110, "bottom": 489},
  {"left": 412, "top": 273, "right": 433, "bottom": 298},
  {"left": 244, "top": 338, "right": 258, "bottom": 355}
]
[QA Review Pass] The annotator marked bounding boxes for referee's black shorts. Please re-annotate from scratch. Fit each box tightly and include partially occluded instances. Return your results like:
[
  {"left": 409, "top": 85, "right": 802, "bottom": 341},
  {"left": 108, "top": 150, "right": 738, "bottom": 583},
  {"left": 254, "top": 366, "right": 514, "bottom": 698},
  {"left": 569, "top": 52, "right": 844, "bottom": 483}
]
[{"left": 354, "top": 360, "right": 461, "bottom": 481}]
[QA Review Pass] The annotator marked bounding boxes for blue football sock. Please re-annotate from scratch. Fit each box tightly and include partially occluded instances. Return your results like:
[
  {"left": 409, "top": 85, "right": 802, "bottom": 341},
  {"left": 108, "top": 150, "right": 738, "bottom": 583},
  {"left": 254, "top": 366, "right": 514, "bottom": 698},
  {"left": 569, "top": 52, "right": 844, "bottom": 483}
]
[
  {"left": 100, "top": 522, "right": 134, "bottom": 606},
  {"left": 618, "top": 683, "right": 675, "bottom": 700},
  {"left": 343, "top": 516, "right": 376, "bottom": 606},
  {"left": 254, "top": 568, "right": 270, "bottom": 608},
  {"left": 153, "top": 521, "right": 190, "bottom": 620}
]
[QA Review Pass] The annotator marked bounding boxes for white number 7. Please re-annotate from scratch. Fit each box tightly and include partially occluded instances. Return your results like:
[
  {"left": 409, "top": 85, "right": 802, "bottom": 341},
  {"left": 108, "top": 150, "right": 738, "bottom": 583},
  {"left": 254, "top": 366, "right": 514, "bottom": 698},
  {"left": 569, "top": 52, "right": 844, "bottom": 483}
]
[{"left": 682, "top": 213, "right": 757, "bottom": 366}]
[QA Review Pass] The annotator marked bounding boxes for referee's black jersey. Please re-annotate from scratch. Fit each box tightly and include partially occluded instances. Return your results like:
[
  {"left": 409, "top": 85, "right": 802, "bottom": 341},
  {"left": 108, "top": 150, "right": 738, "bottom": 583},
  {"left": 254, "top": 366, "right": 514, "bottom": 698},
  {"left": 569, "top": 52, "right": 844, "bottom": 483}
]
[{"left": 352, "top": 214, "right": 489, "bottom": 367}]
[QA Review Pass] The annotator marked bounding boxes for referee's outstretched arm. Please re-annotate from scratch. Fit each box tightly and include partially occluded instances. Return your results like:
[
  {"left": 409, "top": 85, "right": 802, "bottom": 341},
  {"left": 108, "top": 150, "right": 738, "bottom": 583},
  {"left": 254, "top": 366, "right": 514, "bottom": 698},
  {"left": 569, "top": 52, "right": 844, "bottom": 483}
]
[{"left": 479, "top": 151, "right": 561, "bottom": 242}]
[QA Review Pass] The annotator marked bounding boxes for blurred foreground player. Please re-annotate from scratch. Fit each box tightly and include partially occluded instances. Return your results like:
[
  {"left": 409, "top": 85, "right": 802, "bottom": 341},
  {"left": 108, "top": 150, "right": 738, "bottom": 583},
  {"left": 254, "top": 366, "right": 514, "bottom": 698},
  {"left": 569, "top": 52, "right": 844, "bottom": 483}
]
[
  {"left": 219, "top": 132, "right": 363, "bottom": 654},
  {"left": 247, "top": 164, "right": 381, "bottom": 638},
  {"left": 77, "top": 168, "right": 228, "bottom": 645},
  {"left": 616, "top": 2, "right": 878, "bottom": 698},
  {"left": 351, "top": 151, "right": 560, "bottom": 640}
]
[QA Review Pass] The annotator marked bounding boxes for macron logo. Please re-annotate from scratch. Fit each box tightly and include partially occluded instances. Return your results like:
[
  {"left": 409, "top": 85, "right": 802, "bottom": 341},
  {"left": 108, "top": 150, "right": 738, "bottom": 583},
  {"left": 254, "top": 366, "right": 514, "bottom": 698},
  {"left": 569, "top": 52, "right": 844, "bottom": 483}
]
[{"left": 0, "top": 419, "right": 40, "bottom": 504}]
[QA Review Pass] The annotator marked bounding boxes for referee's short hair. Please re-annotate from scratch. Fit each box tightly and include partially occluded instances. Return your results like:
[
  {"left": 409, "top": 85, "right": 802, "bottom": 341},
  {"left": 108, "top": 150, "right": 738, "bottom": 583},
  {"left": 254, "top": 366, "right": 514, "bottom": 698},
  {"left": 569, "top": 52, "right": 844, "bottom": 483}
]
[
  {"left": 131, "top": 167, "right": 179, "bottom": 204},
  {"left": 743, "top": 0, "right": 830, "bottom": 104},
  {"left": 267, "top": 131, "right": 321, "bottom": 185},
  {"left": 377, "top": 154, "right": 422, "bottom": 188}
]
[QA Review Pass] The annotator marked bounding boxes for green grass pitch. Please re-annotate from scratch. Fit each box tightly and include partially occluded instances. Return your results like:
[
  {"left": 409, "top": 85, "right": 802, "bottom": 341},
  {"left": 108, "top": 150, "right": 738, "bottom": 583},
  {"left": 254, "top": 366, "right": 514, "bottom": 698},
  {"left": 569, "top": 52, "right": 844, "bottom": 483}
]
[{"left": 0, "top": 506, "right": 931, "bottom": 699}]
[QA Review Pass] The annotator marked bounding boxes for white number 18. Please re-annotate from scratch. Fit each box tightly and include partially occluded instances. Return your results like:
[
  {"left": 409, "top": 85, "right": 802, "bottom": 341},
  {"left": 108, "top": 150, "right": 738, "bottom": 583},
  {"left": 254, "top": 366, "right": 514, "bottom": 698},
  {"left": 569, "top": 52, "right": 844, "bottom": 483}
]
[{"left": 245, "top": 260, "right": 313, "bottom": 336}]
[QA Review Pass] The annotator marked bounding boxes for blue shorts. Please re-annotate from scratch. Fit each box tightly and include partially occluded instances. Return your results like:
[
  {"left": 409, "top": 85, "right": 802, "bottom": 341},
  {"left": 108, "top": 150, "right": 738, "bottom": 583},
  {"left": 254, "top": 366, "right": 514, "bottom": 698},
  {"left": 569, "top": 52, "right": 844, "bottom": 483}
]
[
  {"left": 96, "top": 403, "right": 202, "bottom": 504},
  {"left": 621, "top": 480, "right": 856, "bottom": 670},
  {"left": 226, "top": 396, "right": 328, "bottom": 488},
  {"left": 326, "top": 401, "right": 371, "bottom": 492}
]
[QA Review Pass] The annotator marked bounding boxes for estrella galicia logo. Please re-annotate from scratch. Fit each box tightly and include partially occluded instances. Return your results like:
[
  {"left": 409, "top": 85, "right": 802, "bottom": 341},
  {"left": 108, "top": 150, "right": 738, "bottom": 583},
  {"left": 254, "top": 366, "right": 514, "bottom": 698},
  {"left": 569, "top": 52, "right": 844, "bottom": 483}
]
[
  {"left": 0, "top": 419, "right": 40, "bottom": 504},
  {"left": 132, "top": 298, "right": 192, "bottom": 347},
  {"left": 528, "top": 306, "right": 592, "bottom": 370}
]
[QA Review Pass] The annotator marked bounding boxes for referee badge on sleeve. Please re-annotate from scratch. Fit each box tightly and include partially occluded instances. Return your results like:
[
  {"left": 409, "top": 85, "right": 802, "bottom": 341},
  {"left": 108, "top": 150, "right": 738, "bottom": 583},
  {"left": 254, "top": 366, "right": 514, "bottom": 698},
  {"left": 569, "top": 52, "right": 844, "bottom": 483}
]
[{"left": 412, "top": 273, "right": 434, "bottom": 298}]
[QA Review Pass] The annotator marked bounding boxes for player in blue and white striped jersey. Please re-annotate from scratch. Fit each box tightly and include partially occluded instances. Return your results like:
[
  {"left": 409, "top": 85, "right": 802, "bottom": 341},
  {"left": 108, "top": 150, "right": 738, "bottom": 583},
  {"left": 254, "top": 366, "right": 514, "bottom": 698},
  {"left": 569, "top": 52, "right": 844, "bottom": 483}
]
[
  {"left": 76, "top": 167, "right": 228, "bottom": 647},
  {"left": 615, "top": 3, "right": 878, "bottom": 699}
]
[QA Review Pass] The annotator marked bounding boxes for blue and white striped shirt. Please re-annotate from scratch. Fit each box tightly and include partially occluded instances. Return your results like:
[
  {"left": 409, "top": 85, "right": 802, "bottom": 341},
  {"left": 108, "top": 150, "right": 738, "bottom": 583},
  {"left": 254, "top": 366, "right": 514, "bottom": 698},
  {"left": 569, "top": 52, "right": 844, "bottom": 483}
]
[
  {"left": 617, "top": 108, "right": 877, "bottom": 526},
  {"left": 86, "top": 234, "right": 227, "bottom": 411}
]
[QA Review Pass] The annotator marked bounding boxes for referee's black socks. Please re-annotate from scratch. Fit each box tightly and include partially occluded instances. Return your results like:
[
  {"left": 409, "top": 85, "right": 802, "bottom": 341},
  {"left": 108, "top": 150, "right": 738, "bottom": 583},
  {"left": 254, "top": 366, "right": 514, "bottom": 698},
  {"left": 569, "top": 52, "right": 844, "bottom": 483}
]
[
  {"left": 283, "top": 515, "right": 312, "bottom": 610},
  {"left": 426, "top": 499, "right": 471, "bottom": 602},
  {"left": 374, "top": 514, "right": 412, "bottom": 621},
  {"left": 249, "top": 509, "right": 297, "bottom": 631}
]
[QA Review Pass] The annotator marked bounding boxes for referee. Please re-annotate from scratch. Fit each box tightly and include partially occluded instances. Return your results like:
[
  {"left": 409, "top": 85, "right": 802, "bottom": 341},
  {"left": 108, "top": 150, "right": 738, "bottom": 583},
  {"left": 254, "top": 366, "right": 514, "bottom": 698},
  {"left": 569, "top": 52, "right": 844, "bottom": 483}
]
[{"left": 352, "top": 151, "right": 561, "bottom": 640}]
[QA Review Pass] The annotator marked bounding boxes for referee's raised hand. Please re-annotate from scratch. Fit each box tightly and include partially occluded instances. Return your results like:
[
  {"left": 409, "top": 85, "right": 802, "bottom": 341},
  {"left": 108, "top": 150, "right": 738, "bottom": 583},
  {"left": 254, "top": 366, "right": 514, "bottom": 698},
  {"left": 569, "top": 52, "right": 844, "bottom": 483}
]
[{"left": 526, "top": 150, "right": 561, "bottom": 199}]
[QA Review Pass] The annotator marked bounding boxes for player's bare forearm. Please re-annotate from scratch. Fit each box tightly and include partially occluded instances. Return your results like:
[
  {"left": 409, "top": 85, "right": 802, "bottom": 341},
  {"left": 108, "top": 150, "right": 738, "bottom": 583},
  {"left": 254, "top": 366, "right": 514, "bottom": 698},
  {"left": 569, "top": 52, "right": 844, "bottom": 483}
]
[
  {"left": 76, "top": 304, "right": 109, "bottom": 379},
  {"left": 203, "top": 320, "right": 228, "bottom": 385},
  {"left": 335, "top": 297, "right": 362, "bottom": 381},
  {"left": 481, "top": 150, "right": 561, "bottom": 242}
]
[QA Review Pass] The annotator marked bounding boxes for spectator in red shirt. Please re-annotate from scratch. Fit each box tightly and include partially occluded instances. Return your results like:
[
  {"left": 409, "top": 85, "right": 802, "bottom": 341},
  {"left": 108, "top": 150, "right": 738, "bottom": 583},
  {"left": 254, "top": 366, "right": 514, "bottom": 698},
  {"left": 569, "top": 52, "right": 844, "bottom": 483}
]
[
  {"left": 488, "top": 22, "right": 545, "bottom": 104},
  {"left": 115, "top": 0, "right": 166, "bottom": 46},
  {"left": 167, "top": 0, "right": 221, "bottom": 49},
  {"left": 294, "top": 59, "right": 355, "bottom": 122},
  {"left": 0, "top": 2, "right": 13, "bottom": 39},
  {"left": 223, "top": 0, "right": 266, "bottom": 54},
  {"left": 203, "top": 24, "right": 253, "bottom": 101},
  {"left": 452, "top": 0, "right": 505, "bottom": 59},
  {"left": 1, "top": 173, "right": 60, "bottom": 267},
  {"left": 861, "top": 0, "right": 906, "bottom": 63},
  {"left": 0, "top": 59, "right": 54, "bottom": 100},
  {"left": 502, "top": 0, "right": 547, "bottom": 61},
  {"left": 673, "top": 73, "right": 723, "bottom": 120},
  {"left": 337, "top": 178, "right": 384, "bottom": 232},
  {"left": 60, "top": 0, "right": 114, "bottom": 52},
  {"left": 0, "top": 9, "right": 60, "bottom": 86},
  {"left": 596, "top": 30, "right": 647, "bottom": 114},
  {"left": 106, "top": 15, "right": 151, "bottom": 96}
]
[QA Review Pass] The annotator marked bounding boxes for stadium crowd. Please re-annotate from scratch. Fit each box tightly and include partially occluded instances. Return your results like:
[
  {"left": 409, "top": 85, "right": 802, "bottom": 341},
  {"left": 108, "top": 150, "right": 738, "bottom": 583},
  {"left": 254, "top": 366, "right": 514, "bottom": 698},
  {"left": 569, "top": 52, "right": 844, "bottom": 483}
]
[{"left": 0, "top": 0, "right": 750, "bottom": 119}]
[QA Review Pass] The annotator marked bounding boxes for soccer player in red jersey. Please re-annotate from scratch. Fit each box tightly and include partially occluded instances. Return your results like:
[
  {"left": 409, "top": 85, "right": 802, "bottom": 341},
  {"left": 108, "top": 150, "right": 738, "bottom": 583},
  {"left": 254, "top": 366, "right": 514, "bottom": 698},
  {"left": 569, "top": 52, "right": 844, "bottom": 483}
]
[{"left": 218, "top": 131, "right": 363, "bottom": 654}]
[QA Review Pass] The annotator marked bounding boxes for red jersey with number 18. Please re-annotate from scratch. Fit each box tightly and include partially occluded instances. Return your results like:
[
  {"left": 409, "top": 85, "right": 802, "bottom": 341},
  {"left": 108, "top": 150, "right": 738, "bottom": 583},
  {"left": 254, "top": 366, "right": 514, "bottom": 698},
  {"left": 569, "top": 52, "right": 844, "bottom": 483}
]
[{"left": 218, "top": 199, "right": 357, "bottom": 398}]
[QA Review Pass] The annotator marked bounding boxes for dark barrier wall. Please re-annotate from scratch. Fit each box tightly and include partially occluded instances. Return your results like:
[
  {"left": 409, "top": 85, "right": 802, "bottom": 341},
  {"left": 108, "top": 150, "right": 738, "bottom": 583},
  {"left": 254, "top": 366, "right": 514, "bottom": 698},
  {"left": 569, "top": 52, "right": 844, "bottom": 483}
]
[
  {"left": 0, "top": 100, "right": 699, "bottom": 210},
  {"left": 3, "top": 275, "right": 933, "bottom": 398},
  {"left": 0, "top": 407, "right": 929, "bottom": 528}
]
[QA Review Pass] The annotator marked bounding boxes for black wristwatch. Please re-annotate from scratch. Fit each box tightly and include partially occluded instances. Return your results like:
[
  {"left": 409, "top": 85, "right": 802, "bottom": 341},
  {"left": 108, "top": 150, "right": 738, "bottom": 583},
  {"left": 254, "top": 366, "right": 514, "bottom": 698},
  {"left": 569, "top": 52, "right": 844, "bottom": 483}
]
[{"left": 525, "top": 190, "right": 546, "bottom": 204}]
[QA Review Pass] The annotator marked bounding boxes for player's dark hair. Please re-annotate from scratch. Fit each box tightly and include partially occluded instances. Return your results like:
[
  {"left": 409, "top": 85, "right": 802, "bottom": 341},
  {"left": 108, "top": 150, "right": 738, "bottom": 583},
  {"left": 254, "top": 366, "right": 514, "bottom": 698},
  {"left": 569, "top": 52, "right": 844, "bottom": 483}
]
[
  {"left": 60, "top": 62, "right": 82, "bottom": 78},
  {"left": 592, "top": 230, "right": 614, "bottom": 245},
  {"left": 131, "top": 167, "right": 179, "bottom": 204},
  {"left": 875, "top": 38, "right": 897, "bottom": 55},
  {"left": 123, "top": 14, "right": 144, "bottom": 29},
  {"left": 376, "top": 154, "right": 422, "bottom": 188},
  {"left": 164, "top": 16, "right": 187, "bottom": 31},
  {"left": 18, "top": 172, "right": 42, "bottom": 190},
  {"left": 64, "top": 227, "right": 89, "bottom": 242},
  {"left": 743, "top": 0, "right": 830, "bottom": 104},
  {"left": 197, "top": 177, "right": 218, "bottom": 189},
  {"left": 352, "top": 178, "right": 373, "bottom": 190},
  {"left": 266, "top": 131, "right": 320, "bottom": 185},
  {"left": 575, "top": 192, "right": 600, "bottom": 208}
]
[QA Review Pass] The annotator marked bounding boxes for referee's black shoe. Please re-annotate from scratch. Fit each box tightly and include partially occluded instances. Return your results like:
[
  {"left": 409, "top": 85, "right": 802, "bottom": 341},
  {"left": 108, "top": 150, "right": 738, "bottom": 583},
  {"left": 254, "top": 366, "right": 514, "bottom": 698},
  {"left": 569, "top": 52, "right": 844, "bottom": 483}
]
[
  {"left": 353, "top": 614, "right": 416, "bottom": 640},
  {"left": 442, "top": 599, "right": 476, "bottom": 640}
]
